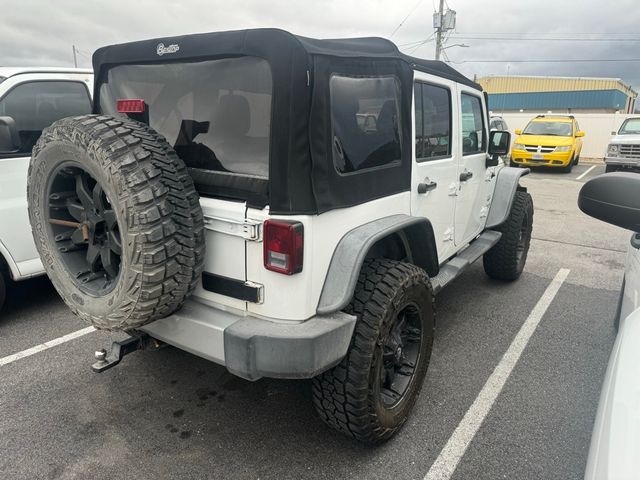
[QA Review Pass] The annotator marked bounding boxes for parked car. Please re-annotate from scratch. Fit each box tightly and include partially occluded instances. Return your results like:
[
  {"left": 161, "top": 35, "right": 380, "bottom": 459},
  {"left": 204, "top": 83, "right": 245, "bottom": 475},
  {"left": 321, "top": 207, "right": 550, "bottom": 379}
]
[
  {"left": 511, "top": 115, "right": 584, "bottom": 173},
  {"left": 490, "top": 115, "right": 509, "bottom": 133},
  {"left": 579, "top": 172, "right": 640, "bottom": 479},
  {"left": 0, "top": 67, "right": 93, "bottom": 312},
  {"left": 605, "top": 117, "right": 640, "bottom": 173},
  {"left": 25, "top": 29, "right": 532, "bottom": 443}
]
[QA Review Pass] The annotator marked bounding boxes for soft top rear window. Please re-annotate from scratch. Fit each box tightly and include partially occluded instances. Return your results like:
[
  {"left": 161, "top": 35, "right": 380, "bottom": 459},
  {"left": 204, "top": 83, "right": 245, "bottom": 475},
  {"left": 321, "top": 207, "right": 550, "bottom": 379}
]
[{"left": 98, "top": 56, "right": 272, "bottom": 179}]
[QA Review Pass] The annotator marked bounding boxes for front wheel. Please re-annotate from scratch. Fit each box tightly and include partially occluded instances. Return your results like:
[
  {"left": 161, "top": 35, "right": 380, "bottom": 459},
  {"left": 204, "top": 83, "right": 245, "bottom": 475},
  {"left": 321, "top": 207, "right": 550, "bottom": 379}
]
[
  {"left": 312, "top": 259, "right": 435, "bottom": 443},
  {"left": 560, "top": 156, "right": 574, "bottom": 173},
  {"left": 483, "top": 191, "right": 534, "bottom": 281}
]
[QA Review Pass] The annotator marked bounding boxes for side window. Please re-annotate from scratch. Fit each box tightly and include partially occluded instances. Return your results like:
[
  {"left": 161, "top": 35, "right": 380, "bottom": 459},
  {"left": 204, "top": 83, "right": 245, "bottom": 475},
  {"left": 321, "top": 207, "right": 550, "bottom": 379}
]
[
  {"left": 574, "top": 120, "right": 580, "bottom": 134},
  {"left": 413, "top": 82, "right": 451, "bottom": 161},
  {"left": 330, "top": 75, "right": 401, "bottom": 174},
  {"left": 461, "top": 93, "right": 486, "bottom": 155},
  {"left": 0, "top": 81, "right": 91, "bottom": 155}
]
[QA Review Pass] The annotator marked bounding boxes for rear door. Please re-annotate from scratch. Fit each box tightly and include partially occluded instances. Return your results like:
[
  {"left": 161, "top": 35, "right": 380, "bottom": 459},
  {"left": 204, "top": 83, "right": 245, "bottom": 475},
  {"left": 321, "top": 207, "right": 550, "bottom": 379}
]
[
  {"left": 0, "top": 73, "right": 93, "bottom": 276},
  {"left": 96, "top": 57, "right": 273, "bottom": 312},
  {"left": 410, "top": 74, "right": 458, "bottom": 262},
  {"left": 454, "top": 87, "right": 495, "bottom": 245}
]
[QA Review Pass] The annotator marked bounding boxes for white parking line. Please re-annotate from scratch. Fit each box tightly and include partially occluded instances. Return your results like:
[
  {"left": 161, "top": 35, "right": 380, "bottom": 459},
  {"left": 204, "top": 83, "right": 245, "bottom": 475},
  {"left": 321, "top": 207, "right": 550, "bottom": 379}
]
[
  {"left": 576, "top": 165, "right": 597, "bottom": 181},
  {"left": 424, "top": 268, "right": 571, "bottom": 480},
  {"left": 0, "top": 326, "right": 95, "bottom": 367}
]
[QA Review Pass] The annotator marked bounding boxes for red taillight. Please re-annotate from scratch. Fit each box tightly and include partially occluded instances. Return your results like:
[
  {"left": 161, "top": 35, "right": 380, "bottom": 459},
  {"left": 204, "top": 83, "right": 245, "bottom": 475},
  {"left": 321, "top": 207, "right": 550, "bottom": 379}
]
[
  {"left": 116, "top": 99, "right": 146, "bottom": 113},
  {"left": 263, "top": 220, "right": 303, "bottom": 275}
]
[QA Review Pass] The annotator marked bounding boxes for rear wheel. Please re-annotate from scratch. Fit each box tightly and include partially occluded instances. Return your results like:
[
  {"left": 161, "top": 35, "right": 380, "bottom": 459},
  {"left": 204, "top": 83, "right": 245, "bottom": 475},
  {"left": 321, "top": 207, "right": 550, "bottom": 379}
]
[
  {"left": 312, "top": 259, "right": 435, "bottom": 443},
  {"left": 483, "top": 191, "right": 534, "bottom": 281},
  {"left": 28, "top": 115, "right": 205, "bottom": 331}
]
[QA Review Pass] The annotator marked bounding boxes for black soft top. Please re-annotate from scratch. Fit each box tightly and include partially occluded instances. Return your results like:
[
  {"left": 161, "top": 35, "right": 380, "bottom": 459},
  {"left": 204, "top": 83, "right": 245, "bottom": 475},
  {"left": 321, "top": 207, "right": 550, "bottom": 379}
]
[
  {"left": 93, "top": 28, "right": 480, "bottom": 91},
  {"left": 93, "top": 29, "right": 481, "bottom": 215}
]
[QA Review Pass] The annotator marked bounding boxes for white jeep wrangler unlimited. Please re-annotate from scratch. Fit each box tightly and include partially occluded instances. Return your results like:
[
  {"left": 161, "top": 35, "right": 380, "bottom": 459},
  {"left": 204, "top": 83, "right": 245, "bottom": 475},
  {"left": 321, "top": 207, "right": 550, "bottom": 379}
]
[
  {"left": 27, "top": 29, "right": 533, "bottom": 443},
  {"left": 0, "top": 67, "right": 93, "bottom": 312}
]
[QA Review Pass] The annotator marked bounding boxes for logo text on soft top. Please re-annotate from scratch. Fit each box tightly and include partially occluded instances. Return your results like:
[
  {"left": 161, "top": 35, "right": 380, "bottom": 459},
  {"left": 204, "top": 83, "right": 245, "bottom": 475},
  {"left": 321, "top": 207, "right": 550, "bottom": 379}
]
[{"left": 156, "top": 43, "right": 180, "bottom": 56}]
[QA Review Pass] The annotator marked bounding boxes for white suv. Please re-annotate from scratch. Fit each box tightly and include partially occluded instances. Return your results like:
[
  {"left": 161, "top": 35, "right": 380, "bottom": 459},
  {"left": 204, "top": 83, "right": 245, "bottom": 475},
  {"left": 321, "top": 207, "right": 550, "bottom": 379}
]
[
  {"left": 0, "top": 68, "right": 93, "bottom": 311},
  {"left": 26, "top": 29, "right": 533, "bottom": 443}
]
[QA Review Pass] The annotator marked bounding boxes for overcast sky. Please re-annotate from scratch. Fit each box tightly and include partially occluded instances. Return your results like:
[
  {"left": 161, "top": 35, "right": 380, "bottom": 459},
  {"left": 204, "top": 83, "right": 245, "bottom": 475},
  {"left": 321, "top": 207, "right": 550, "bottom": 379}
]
[{"left": 2, "top": 0, "right": 640, "bottom": 89}]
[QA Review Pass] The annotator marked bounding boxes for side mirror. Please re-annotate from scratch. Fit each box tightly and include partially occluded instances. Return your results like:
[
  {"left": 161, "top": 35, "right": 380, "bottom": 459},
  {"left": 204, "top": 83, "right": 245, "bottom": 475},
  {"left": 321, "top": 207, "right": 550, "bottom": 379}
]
[
  {"left": 514, "top": 129, "right": 522, "bottom": 135},
  {"left": 611, "top": 131, "right": 617, "bottom": 135},
  {"left": 488, "top": 130, "right": 511, "bottom": 156},
  {"left": 576, "top": 130, "right": 585, "bottom": 137},
  {"left": 0, "top": 116, "right": 21, "bottom": 153},
  {"left": 578, "top": 173, "right": 640, "bottom": 232},
  {"left": 486, "top": 130, "right": 510, "bottom": 167}
]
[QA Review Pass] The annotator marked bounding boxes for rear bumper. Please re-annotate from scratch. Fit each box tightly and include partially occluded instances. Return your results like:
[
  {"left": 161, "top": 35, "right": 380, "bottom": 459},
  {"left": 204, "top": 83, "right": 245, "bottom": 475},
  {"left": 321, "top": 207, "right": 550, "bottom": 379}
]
[
  {"left": 511, "top": 150, "right": 573, "bottom": 167},
  {"left": 140, "top": 299, "right": 357, "bottom": 381}
]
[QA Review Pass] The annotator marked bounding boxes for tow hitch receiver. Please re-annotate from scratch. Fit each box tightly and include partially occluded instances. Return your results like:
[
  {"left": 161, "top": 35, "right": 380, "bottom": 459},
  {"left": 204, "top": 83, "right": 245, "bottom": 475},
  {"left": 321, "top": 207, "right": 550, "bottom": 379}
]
[{"left": 91, "top": 334, "right": 159, "bottom": 373}]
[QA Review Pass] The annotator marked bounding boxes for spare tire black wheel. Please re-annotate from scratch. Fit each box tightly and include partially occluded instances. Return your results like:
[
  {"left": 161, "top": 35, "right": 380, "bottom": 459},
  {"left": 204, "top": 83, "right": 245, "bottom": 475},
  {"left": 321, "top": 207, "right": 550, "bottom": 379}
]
[{"left": 28, "top": 115, "right": 205, "bottom": 331}]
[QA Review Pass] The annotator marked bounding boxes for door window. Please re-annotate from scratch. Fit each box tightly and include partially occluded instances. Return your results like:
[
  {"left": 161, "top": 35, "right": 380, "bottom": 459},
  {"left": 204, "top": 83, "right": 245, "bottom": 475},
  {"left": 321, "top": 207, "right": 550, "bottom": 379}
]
[
  {"left": 0, "top": 81, "right": 91, "bottom": 155},
  {"left": 414, "top": 82, "right": 451, "bottom": 161},
  {"left": 461, "top": 93, "right": 486, "bottom": 155}
]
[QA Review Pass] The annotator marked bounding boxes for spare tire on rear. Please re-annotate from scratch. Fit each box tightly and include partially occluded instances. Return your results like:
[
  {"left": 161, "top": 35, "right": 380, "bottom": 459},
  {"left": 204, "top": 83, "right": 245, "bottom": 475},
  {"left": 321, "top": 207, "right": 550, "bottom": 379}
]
[{"left": 28, "top": 115, "right": 205, "bottom": 331}]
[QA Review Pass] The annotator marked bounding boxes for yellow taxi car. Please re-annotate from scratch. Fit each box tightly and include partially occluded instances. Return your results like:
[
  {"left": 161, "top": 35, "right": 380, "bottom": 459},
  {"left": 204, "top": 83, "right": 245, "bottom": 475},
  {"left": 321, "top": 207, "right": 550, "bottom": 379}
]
[{"left": 510, "top": 115, "right": 585, "bottom": 173}]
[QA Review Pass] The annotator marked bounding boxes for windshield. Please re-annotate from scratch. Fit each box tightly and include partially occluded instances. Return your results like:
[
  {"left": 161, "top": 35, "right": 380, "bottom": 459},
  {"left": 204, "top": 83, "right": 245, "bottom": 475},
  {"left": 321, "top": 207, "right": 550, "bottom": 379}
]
[
  {"left": 523, "top": 121, "right": 572, "bottom": 136},
  {"left": 99, "top": 56, "right": 272, "bottom": 178},
  {"left": 618, "top": 118, "right": 640, "bottom": 134}
]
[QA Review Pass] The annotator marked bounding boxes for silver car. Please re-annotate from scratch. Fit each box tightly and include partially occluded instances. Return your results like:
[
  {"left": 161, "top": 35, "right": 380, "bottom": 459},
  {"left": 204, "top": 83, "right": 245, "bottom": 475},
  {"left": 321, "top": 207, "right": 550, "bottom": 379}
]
[{"left": 579, "top": 173, "right": 640, "bottom": 480}]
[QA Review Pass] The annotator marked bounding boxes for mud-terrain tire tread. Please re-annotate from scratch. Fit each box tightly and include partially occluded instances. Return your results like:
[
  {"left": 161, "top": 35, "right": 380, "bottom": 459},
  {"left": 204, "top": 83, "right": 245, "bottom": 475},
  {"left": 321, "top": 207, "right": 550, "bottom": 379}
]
[
  {"left": 312, "top": 259, "right": 435, "bottom": 443},
  {"left": 483, "top": 190, "right": 533, "bottom": 281},
  {"left": 28, "top": 115, "right": 204, "bottom": 331}
]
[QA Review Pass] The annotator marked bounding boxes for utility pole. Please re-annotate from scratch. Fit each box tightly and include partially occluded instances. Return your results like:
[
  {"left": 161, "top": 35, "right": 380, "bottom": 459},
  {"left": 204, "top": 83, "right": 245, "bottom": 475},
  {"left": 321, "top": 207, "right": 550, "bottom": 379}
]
[
  {"left": 435, "top": 0, "right": 445, "bottom": 61},
  {"left": 72, "top": 45, "right": 78, "bottom": 67},
  {"left": 433, "top": 1, "right": 456, "bottom": 61}
]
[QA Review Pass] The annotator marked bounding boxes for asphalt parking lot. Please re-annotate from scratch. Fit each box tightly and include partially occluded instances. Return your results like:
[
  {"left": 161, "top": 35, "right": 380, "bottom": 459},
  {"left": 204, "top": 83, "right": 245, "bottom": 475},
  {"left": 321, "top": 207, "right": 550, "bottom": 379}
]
[{"left": 0, "top": 163, "right": 630, "bottom": 480}]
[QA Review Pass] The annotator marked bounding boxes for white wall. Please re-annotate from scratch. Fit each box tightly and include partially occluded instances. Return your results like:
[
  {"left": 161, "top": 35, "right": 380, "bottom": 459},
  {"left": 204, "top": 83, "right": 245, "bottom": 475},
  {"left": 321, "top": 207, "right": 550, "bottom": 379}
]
[{"left": 497, "top": 112, "right": 637, "bottom": 159}]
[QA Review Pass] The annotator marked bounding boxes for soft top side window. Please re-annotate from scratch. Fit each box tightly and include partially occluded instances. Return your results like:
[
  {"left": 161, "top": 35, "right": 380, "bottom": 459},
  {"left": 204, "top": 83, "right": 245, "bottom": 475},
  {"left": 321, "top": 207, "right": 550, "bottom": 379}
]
[{"left": 330, "top": 75, "right": 402, "bottom": 174}]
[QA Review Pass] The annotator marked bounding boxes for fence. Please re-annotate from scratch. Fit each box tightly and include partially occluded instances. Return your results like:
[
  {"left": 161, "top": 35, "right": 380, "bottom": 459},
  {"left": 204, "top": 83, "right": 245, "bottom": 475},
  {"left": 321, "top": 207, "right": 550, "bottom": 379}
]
[{"left": 497, "top": 112, "right": 637, "bottom": 159}]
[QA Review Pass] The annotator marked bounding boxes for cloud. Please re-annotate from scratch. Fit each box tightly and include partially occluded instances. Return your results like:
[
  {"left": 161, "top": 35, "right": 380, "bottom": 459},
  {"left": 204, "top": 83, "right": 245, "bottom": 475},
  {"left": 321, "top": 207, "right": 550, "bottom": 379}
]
[{"left": 1, "top": 0, "right": 638, "bottom": 89}]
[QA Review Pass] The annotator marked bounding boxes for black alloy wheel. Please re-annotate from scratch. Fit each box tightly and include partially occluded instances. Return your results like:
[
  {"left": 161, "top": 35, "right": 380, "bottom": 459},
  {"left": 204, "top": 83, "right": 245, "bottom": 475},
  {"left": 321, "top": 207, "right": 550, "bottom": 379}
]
[
  {"left": 378, "top": 303, "right": 423, "bottom": 408},
  {"left": 47, "top": 163, "right": 122, "bottom": 295}
]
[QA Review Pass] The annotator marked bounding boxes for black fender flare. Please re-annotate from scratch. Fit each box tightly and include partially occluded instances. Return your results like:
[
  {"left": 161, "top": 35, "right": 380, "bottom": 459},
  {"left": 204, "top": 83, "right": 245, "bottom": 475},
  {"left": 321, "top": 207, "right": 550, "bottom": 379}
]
[
  {"left": 316, "top": 214, "right": 438, "bottom": 314},
  {"left": 485, "top": 166, "right": 530, "bottom": 229}
]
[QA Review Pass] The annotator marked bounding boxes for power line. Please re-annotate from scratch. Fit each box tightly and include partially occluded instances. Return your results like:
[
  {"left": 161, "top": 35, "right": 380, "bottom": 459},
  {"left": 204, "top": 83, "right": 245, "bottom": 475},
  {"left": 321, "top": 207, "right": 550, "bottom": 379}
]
[
  {"left": 390, "top": 0, "right": 425, "bottom": 37},
  {"left": 402, "top": 33, "right": 435, "bottom": 54},
  {"left": 449, "top": 35, "right": 640, "bottom": 42},
  {"left": 451, "top": 58, "right": 640, "bottom": 64},
  {"left": 450, "top": 31, "right": 640, "bottom": 36}
]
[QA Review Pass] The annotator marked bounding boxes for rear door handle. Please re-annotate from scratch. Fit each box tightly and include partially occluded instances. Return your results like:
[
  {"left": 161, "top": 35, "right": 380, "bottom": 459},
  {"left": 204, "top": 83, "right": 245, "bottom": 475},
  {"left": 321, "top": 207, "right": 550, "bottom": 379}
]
[
  {"left": 459, "top": 170, "right": 473, "bottom": 182},
  {"left": 417, "top": 180, "right": 438, "bottom": 194},
  {"left": 632, "top": 233, "right": 640, "bottom": 250}
]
